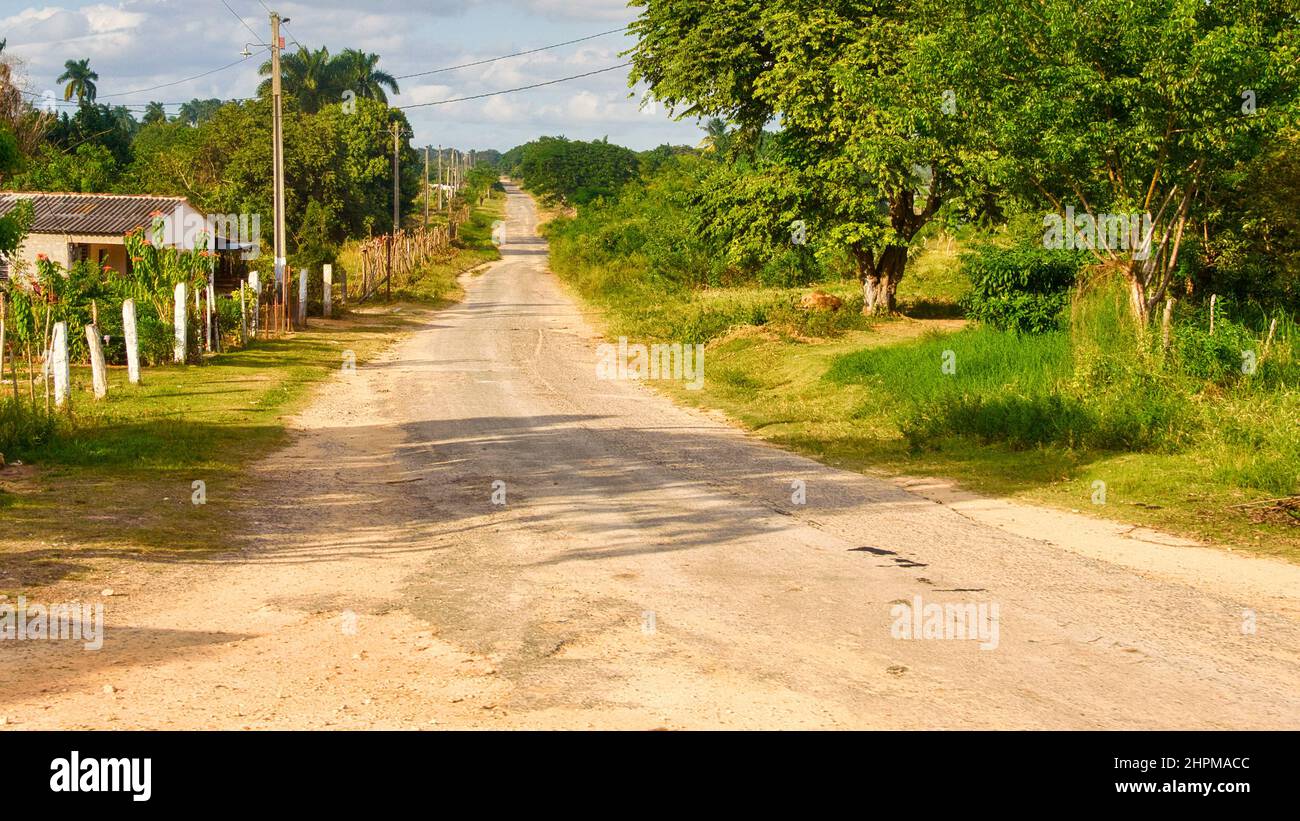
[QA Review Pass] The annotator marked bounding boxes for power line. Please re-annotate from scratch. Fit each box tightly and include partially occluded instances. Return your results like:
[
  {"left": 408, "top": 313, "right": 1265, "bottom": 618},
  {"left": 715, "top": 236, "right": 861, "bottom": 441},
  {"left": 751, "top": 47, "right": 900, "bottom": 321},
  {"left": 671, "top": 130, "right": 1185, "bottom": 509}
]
[
  {"left": 97, "top": 50, "right": 267, "bottom": 100},
  {"left": 395, "top": 63, "right": 631, "bottom": 110},
  {"left": 393, "top": 27, "right": 628, "bottom": 81},
  {"left": 14, "top": 31, "right": 633, "bottom": 111},
  {"left": 219, "top": 0, "right": 264, "bottom": 45}
]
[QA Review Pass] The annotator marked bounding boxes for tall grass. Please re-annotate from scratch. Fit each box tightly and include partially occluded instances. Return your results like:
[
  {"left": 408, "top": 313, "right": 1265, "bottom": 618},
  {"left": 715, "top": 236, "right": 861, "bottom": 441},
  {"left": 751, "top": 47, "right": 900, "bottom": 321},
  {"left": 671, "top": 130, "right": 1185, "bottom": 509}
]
[
  {"left": 828, "top": 274, "right": 1297, "bottom": 482},
  {"left": 0, "top": 399, "right": 58, "bottom": 458}
]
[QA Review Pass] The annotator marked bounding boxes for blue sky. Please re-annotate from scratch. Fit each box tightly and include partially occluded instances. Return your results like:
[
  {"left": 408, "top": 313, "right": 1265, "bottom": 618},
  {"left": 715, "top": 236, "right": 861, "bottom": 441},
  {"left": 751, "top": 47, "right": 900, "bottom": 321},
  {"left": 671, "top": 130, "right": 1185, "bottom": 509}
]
[{"left": 0, "top": 0, "right": 707, "bottom": 152}]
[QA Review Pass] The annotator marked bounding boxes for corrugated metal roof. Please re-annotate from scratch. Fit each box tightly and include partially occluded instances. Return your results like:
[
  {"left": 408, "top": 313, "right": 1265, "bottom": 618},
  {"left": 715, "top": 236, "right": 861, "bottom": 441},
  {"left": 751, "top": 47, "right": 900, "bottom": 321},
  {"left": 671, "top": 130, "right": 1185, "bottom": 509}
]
[{"left": 0, "top": 192, "right": 201, "bottom": 236}]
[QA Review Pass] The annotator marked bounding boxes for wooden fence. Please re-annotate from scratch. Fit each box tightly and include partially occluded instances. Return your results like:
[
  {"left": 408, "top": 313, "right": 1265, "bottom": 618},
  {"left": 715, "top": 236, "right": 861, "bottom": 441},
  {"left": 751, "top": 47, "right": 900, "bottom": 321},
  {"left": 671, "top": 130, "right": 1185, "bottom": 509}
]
[{"left": 351, "top": 205, "right": 470, "bottom": 303}]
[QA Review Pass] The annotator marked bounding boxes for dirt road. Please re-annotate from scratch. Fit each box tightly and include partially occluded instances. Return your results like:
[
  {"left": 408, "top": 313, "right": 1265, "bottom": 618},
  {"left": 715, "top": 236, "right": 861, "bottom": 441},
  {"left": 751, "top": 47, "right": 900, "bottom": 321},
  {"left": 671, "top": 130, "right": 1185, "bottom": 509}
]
[{"left": 3, "top": 184, "right": 1298, "bottom": 729}]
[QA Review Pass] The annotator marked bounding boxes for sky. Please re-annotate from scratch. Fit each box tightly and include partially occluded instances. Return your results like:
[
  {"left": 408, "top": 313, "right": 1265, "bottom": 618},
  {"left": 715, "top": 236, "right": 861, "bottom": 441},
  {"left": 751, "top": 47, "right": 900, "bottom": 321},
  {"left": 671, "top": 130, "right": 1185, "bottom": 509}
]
[{"left": 0, "top": 0, "right": 708, "bottom": 152}]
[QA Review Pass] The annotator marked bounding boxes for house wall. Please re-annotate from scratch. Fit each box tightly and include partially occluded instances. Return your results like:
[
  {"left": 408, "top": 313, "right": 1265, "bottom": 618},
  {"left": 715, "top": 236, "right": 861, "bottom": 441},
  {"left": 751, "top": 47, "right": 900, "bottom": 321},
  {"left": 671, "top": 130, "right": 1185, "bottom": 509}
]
[{"left": 10, "top": 233, "right": 129, "bottom": 278}]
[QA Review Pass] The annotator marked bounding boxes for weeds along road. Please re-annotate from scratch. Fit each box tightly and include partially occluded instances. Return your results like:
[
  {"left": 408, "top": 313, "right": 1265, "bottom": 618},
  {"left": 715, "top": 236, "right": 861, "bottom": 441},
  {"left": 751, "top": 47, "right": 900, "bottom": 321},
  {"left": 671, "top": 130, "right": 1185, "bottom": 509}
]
[{"left": 4, "top": 183, "right": 1298, "bottom": 729}]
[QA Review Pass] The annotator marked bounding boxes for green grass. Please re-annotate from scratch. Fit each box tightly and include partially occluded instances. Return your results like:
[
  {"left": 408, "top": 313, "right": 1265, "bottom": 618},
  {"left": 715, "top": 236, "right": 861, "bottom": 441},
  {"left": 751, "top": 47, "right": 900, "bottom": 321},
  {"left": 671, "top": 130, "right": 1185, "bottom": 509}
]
[{"left": 896, "top": 234, "right": 970, "bottom": 318}]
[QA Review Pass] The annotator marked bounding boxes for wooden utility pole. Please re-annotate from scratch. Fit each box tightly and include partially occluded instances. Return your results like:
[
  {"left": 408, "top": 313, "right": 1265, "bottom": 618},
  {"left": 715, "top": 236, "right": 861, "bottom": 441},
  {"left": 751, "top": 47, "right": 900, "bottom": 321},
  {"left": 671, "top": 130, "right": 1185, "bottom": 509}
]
[
  {"left": 270, "top": 11, "right": 289, "bottom": 333},
  {"left": 436, "top": 145, "right": 443, "bottom": 211},
  {"left": 423, "top": 146, "right": 430, "bottom": 229},
  {"left": 389, "top": 121, "right": 401, "bottom": 301}
]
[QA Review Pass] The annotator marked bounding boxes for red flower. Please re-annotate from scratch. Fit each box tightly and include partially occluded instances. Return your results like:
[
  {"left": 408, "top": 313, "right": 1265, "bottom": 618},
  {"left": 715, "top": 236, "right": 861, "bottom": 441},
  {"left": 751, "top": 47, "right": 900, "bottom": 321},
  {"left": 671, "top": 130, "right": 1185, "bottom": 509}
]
[{"left": 36, "top": 253, "right": 48, "bottom": 261}]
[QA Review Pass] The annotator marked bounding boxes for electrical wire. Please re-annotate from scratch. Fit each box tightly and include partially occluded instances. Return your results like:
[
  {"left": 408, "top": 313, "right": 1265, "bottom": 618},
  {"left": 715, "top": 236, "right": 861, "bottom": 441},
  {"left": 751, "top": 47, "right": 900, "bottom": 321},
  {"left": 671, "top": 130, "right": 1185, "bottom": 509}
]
[
  {"left": 393, "top": 27, "right": 628, "bottom": 81},
  {"left": 394, "top": 62, "right": 631, "bottom": 110}
]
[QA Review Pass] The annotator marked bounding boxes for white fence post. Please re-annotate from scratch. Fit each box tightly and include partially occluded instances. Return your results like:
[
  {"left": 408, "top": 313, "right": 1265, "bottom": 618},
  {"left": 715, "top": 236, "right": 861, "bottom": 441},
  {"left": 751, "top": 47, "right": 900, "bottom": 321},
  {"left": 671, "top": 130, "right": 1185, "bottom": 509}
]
[
  {"left": 173, "top": 282, "right": 187, "bottom": 364},
  {"left": 123, "top": 298, "right": 141, "bottom": 384},
  {"left": 249, "top": 272, "right": 260, "bottom": 337},
  {"left": 297, "top": 268, "right": 308, "bottom": 327},
  {"left": 206, "top": 280, "right": 217, "bottom": 352},
  {"left": 85, "top": 324, "right": 108, "bottom": 399},
  {"left": 239, "top": 284, "right": 248, "bottom": 345},
  {"left": 52, "top": 321, "right": 70, "bottom": 407},
  {"left": 323, "top": 264, "right": 333, "bottom": 319}
]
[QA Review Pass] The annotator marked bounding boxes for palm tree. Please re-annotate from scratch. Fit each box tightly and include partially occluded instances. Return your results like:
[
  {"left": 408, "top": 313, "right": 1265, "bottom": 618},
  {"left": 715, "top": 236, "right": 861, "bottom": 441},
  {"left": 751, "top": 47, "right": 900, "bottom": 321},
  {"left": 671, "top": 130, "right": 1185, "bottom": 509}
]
[
  {"left": 177, "top": 98, "right": 222, "bottom": 126},
  {"left": 332, "top": 49, "right": 399, "bottom": 104},
  {"left": 57, "top": 58, "right": 99, "bottom": 104},
  {"left": 143, "top": 101, "right": 167, "bottom": 125},
  {"left": 258, "top": 46, "right": 338, "bottom": 113},
  {"left": 698, "top": 118, "right": 731, "bottom": 154}
]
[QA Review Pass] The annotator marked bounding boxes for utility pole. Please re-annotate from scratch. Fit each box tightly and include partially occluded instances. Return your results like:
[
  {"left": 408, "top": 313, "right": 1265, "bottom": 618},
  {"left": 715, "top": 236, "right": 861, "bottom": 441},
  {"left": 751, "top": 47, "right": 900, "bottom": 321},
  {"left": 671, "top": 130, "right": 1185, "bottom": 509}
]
[
  {"left": 389, "top": 120, "right": 400, "bottom": 301},
  {"left": 423, "top": 146, "right": 430, "bottom": 230},
  {"left": 436, "top": 145, "right": 442, "bottom": 212},
  {"left": 270, "top": 11, "right": 289, "bottom": 332}
]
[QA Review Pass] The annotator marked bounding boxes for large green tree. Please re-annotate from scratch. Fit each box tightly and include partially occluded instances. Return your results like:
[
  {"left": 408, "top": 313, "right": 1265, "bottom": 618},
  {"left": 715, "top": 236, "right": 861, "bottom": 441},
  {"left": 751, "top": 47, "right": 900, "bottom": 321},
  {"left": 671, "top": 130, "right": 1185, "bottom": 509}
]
[
  {"left": 629, "top": 0, "right": 979, "bottom": 314},
  {"left": 513, "top": 136, "right": 640, "bottom": 205},
  {"left": 931, "top": 0, "right": 1300, "bottom": 323}
]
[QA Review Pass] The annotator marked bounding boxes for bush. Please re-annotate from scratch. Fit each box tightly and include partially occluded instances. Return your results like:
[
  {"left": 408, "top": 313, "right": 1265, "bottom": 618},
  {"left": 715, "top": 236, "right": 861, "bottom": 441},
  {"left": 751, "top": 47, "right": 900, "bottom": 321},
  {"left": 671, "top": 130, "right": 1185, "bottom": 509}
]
[
  {"left": 136, "top": 313, "right": 176, "bottom": 366},
  {"left": 959, "top": 243, "right": 1084, "bottom": 333}
]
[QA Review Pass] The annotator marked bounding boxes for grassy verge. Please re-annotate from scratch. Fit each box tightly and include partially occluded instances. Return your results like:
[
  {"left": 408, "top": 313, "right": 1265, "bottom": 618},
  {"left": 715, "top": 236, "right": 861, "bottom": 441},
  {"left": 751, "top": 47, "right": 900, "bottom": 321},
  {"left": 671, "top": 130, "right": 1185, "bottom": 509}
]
[
  {"left": 0, "top": 193, "right": 505, "bottom": 591},
  {"left": 545, "top": 214, "right": 1299, "bottom": 561},
  {"left": 655, "top": 324, "right": 1298, "bottom": 560}
]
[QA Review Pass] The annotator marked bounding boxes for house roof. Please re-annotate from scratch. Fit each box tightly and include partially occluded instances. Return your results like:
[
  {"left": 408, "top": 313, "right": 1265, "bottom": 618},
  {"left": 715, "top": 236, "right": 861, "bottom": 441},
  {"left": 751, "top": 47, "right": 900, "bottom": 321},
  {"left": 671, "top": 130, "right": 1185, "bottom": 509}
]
[{"left": 0, "top": 192, "right": 201, "bottom": 237}]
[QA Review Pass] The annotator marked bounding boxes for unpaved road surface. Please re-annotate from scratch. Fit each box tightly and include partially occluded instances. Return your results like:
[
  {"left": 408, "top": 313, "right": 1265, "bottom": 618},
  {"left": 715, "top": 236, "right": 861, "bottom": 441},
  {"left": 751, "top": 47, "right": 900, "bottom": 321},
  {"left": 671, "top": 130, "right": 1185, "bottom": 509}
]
[{"left": 3, "top": 184, "right": 1298, "bottom": 729}]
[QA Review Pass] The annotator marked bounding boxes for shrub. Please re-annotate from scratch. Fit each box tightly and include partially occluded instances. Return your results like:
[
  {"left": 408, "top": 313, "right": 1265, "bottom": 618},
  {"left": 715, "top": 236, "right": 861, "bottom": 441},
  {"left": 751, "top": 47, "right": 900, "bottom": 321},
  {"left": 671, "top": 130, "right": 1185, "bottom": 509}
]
[
  {"left": 959, "top": 243, "right": 1084, "bottom": 333},
  {"left": 135, "top": 313, "right": 176, "bottom": 366}
]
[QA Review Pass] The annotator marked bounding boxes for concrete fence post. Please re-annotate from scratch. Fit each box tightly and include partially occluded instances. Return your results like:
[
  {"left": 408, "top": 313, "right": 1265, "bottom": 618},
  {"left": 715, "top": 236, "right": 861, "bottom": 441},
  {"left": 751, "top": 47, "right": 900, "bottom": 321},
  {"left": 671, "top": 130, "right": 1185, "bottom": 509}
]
[
  {"left": 248, "top": 272, "right": 260, "bottom": 337},
  {"left": 297, "top": 267, "right": 308, "bottom": 327},
  {"left": 122, "top": 298, "right": 141, "bottom": 384},
  {"left": 52, "top": 321, "right": 70, "bottom": 407},
  {"left": 323, "top": 264, "right": 333, "bottom": 319},
  {"left": 85, "top": 324, "right": 108, "bottom": 399},
  {"left": 173, "top": 282, "right": 187, "bottom": 364}
]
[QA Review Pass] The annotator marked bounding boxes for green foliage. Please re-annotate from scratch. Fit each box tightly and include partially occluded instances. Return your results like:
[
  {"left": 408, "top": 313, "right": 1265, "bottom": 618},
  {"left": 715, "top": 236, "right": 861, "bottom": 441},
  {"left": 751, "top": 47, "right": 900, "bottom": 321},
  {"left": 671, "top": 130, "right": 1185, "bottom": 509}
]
[
  {"left": 0, "top": 399, "right": 58, "bottom": 455},
  {"left": 930, "top": 0, "right": 1300, "bottom": 319},
  {"left": 45, "top": 103, "right": 136, "bottom": 165},
  {"left": 124, "top": 96, "right": 416, "bottom": 259},
  {"left": 829, "top": 323, "right": 1193, "bottom": 452},
  {"left": 11, "top": 142, "right": 120, "bottom": 192},
  {"left": 257, "top": 47, "right": 399, "bottom": 113},
  {"left": 959, "top": 243, "right": 1084, "bottom": 333},
  {"left": 512, "top": 136, "right": 640, "bottom": 205},
  {"left": 629, "top": 0, "right": 985, "bottom": 311},
  {"left": 1192, "top": 128, "right": 1300, "bottom": 306}
]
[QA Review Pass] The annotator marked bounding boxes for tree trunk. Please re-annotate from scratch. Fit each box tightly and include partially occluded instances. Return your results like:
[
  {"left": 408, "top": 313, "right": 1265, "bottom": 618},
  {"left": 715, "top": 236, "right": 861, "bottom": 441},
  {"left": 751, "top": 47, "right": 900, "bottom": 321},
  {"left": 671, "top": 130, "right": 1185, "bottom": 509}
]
[{"left": 855, "top": 244, "right": 907, "bottom": 316}]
